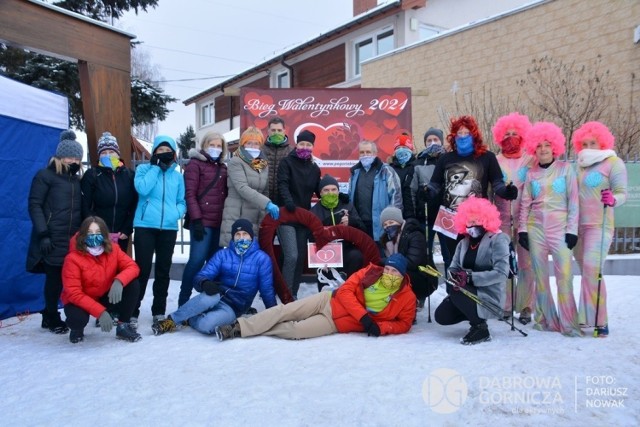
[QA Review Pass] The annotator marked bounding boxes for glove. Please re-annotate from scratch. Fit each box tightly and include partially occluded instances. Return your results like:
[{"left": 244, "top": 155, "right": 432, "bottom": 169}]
[
  {"left": 338, "top": 193, "right": 350, "bottom": 204},
  {"left": 503, "top": 183, "right": 518, "bottom": 200},
  {"left": 108, "top": 279, "right": 123, "bottom": 304},
  {"left": 565, "top": 233, "right": 578, "bottom": 250},
  {"left": 202, "top": 280, "right": 221, "bottom": 296},
  {"left": 285, "top": 202, "right": 296, "bottom": 213},
  {"left": 359, "top": 314, "right": 381, "bottom": 337},
  {"left": 98, "top": 311, "right": 113, "bottom": 333},
  {"left": 40, "top": 237, "right": 54, "bottom": 256},
  {"left": 191, "top": 219, "right": 205, "bottom": 241},
  {"left": 149, "top": 154, "right": 160, "bottom": 166},
  {"left": 518, "top": 232, "right": 529, "bottom": 251},
  {"left": 601, "top": 189, "right": 615, "bottom": 207},
  {"left": 449, "top": 269, "right": 471, "bottom": 288},
  {"left": 265, "top": 202, "right": 280, "bottom": 220}
]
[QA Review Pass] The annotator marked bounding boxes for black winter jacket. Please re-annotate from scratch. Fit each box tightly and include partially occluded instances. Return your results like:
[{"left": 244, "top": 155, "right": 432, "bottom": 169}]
[
  {"left": 80, "top": 165, "right": 137, "bottom": 236},
  {"left": 276, "top": 151, "right": 321, "bottom": 210},
  {"left": 262, "top": 137, "right": 293, "bottom": 201},
  {"left": 389, "top": 156, "right": 417, "bottom": 218},
  {"left": 309, "top": 198, "right": 366, "bottom": 231},
  {"left": 27, "top": 164, "right": 82, "bottom": 271}
]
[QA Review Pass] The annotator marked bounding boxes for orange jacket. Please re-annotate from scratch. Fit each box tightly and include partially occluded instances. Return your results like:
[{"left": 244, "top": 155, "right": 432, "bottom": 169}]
[
  {"left": 330, "top": 263, "right": 416, "bottom": 335},
  {"left": 61, "top": 235, "right": 140, "bottom": 318}
]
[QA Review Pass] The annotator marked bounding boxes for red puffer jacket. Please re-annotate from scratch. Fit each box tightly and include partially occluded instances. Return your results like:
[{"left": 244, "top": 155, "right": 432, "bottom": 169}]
[
  {"left": 61, "top": 235, "right": 140, "bottom": 318},
  {"left": 330, "top": 263, "right": 416, "bottom": 335}
]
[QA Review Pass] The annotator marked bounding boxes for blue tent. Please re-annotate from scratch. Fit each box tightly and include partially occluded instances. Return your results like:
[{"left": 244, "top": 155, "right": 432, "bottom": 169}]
[{"left": 0, "top": 75, "right": 69, "bottom": 320}]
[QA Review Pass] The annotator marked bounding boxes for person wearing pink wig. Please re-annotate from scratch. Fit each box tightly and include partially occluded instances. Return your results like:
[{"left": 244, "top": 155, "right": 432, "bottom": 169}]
[
  {"left": 434, "top": 196, "right": 510, "bottom": 345},
  {"left": 518, "top": 122, "right": 582, "bottom": 337},
  {"left": 572, "top": 121, "right": 627, "bottom": 337},
  {"left": 492, "top": 112, "right": 536, "bottom": 324}
]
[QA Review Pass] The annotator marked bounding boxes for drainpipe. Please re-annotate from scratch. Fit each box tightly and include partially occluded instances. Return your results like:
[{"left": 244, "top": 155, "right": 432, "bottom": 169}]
[{"left": 280, "top": 56, "right": 294, "bottom": 87}]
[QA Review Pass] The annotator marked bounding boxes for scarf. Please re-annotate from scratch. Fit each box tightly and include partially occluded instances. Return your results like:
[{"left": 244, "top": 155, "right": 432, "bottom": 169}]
[
  {"left": 577, "top": 149, "right": 616, "bottom": 168},
  {"left": 236, "top": 146, "right": 267, "bottom": 171}
]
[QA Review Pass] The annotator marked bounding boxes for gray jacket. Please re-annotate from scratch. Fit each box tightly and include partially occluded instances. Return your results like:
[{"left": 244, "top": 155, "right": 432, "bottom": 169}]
[
  {"left": 219, "top": 156, "right": 270, "bottom": 247},
  {"left": 450, "top": 231, "right": 510, "bottom": 319}
]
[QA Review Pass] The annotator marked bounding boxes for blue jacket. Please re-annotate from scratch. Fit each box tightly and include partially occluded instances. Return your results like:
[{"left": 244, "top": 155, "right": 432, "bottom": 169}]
[
  {"left": 133, "top": 136, "right": 186, "bottom": 230},
  {"left": 193, "top": 239, "right": 276, "bottom": 315},
  {"left": 349, "top": 159, "right": 402, "bottom": 241}
]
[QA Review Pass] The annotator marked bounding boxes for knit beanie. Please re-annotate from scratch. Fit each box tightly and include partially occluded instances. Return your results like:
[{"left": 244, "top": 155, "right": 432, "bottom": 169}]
[
  {"left": 240, "top": 127, "right": 265, "bottom": 146},
  {"left": 319, "top": 174, "right": 339, "bottom": 191},
  {"left": 296, "top": 130, "right": 316, "bottom": 144},
  {"left": 394, "top": 134, "right": 414, "bottom": 151},
  {"left": 424, "top": 127, "right": 444, "bottom": 143},
  {"left": 97, "top": 132, "right": 120, "bottom": 156},
  {"left": 231, "top": 218, "right": 254, "bottom": 240},
  {"left": 56, "top": 130, "right": 84, "bottom": 159},
  {"left": 385, "top": 253, "right": 408, "bottom": 276},
  {"left": 380, "top": 206, "right": 404, "bottom": 225}
]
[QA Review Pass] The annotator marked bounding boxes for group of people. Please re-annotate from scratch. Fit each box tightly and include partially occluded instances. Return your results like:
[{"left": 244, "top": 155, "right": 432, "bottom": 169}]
[{"left": 26, "top": 113, "right": 626, "bottom": 346}]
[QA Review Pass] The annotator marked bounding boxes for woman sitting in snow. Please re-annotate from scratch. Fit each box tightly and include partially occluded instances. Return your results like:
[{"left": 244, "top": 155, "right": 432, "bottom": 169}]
[{"left": 434, "top": 197, "right": 510, "bottom": 345}]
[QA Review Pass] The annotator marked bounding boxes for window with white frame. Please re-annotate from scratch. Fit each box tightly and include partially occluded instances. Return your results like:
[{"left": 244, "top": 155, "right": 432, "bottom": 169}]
[
  {"left": 276, "top": 70, "right": 290, "bottom": 88},
  {"left": 201, "top": 102, "right": 214, "bottom": 127},
  {"left": 353, "top": 28, "right": 394, "bottom": 77}
]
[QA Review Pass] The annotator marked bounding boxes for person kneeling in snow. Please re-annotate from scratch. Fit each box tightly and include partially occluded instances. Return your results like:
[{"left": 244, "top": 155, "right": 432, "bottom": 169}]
[
  {"left": 434, "top": 197, "right": 510, "bottom": 345},
  {"left": 215, "top": 253, "right": 416, "bottom": 341},
  {"left": 152, "top": 219, "right": 276, "bottom": 336}
]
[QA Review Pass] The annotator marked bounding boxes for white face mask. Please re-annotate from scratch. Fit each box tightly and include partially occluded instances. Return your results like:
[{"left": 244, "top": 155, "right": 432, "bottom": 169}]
[
  {"left": 466, "top": 226, "right": 485, "bottom": 239},
  {"left": 245, "top": 148, "right": 261, "bottom": 159},
  {"left": 207, "top": 147, "right": 222, "bottom": 159}
]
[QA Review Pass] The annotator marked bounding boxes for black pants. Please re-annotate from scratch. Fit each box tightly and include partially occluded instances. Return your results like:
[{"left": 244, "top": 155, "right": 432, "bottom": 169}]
[
  {"left": 343, "top": 244, "right": 364, "bottom": 278},
  {"left": 64, "top": 280, "right": 140, "bottom": 330},
  {"left": 133, "top": 227, "right": 177, "bottom": 317},
  {"left": 439, "top": 233, "right": 461, "bottom": 275},
  {"left": 43, "top": 263, "right": 63, "bottom": 318},
  {"left": 434, "top": 285, "right": 483, "bottom": 326}
]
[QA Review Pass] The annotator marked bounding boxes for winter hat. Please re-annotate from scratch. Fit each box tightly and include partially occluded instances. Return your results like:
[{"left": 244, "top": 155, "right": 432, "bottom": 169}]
[
  {"left": 296, "top": 130, "right": 316, "bottom": 144},
  {"left": 240, "top": 126, "right": 265, "bottom": 146},
  {"left": 56, "top": 130, "right": 84, "bottom": 159},
  {"left": 231, "top": 218, "right": 254, "bottom": 240},
  {"left": 394, "top": 134, "right": 414, "bottom": 151},
  {"left": 319, "top": 174, "right": 339, "bottom": 191},
  {"left": 380, "top": 206, "right": 404, "bottom": 225},
  {"left": 385, "top": 253, "right": 408, "bottom": 276},
  {"left": 97, "top": 132, "right": 120, "bottom": 156},
  {"left": 424, "top": 127, "right": 444, "bottom": 144}
]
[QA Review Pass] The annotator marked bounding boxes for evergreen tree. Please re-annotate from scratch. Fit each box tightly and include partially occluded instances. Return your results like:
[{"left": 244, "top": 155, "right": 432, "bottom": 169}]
[{"left": 177, "top": 125, "right": 196, "bottom": 159}]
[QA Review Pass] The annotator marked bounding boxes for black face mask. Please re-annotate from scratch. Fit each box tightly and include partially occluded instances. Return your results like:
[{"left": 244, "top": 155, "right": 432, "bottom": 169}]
[
  {"left": 68, "top": 163, "right": 80, "bottom": 175},
  {"left": 157, "top": 152, "right": 174, "bottom": 164}
]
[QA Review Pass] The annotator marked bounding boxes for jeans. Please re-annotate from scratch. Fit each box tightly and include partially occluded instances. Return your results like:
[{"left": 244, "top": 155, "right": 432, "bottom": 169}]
[
  {"left": 179, "top": 227, "right": 220, "bottom": 306},
  {"left": 133, "top": 227, "right": 177, "bottom": 318},
  {"left": 170, "top": 292, "right": 236, "bottom": 335}
]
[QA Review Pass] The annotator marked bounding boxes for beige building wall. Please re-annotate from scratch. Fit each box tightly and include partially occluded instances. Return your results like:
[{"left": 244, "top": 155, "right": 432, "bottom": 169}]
[{"left": 362, "top": 0, "right": 640, "bottom": 152}]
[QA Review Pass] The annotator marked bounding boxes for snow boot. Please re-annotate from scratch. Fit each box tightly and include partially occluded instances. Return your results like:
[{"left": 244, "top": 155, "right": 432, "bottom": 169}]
[
  {"left": 595, "top": 324, "right": 609, "bottom": 338},
  {"left": 215, "top": 321, "right": 241, "bottom": 341},
  {"left": 69, "top": 329, "right": 84, "bottom": 344},
  {"left": 41, "top": 312, "right": 69, "bottom": 334},
  {"left": 116, "top": 322, "right": 142, "bottom": 342},
  {"left": 518, "top": 307, "right": 532, "bottom": 325},
  {"left": 461, "top": 321, "right": 491, "bottom": 345},
  {"left": 152, "top": 317, "right": 177, "bottom": 336}
]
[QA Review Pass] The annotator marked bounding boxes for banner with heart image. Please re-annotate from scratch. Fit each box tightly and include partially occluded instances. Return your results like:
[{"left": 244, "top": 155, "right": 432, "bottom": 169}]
[
  {"left": 433, "top": 206, "right": 459, "bottom": 239},
  {"left": 240, "top": 87, "right": 412, "bottom": 185},
  {"left": 307, "top": 242, "right": 344, "bottom": 268}
]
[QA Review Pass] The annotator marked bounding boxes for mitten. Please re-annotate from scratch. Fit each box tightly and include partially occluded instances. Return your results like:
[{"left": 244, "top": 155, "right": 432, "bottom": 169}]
[
  {"left": 191, "top": 219, "right": 205, "bottom": 241},
  {"left": 108, "top": 279, "right": 123, "bottom": 304},
  {"left": 40, "top": 237, "right": 54, "bottom": 256},
  {"left": 518, "top": 232, "right": 529, "bottom": 251},
  {"left": 98, "top": 311, "right": 113, "bottom": 333},
  {"left": 202, "top": 280, "right": 221, "bottom": 296},
  {"left": 285, "top": 202, "right": 296, "bottom": 213},
  {"left": 265, "top": 202, "right": 280, "bottom": 220},
  {"left": 359, "top": 314, "right": 381, "bottom": 337},
  {"left": 601, "top": 189, "right": 615, "bottom": 207},
  {"left": 565, "top": 233, "right": 578, "bottom": 250}
]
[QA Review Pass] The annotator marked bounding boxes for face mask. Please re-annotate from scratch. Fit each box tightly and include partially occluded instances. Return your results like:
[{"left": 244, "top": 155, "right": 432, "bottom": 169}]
[
  {"left": 157, "top": 152, "right": 174, "bottom": 164},
  {"left": 466, "top": 225, "right": 485, "bottom": 239},
  {"left": 85, "top": 233, "right": 104, "bottom": 248},
  {"left": 99, "top": 155, "right": 119, "bottom": 170},
  {"left": 320, "top": 193, "right": 339, "bottom": 209},
  {"left": 501, "top": 135, "right": 523, "bottom": 158},
  {"left": 425, "top": 143, "right": 445, "bottom": 157},
  {"left": 385, "top": 224, "right": 401, "bottom": 240},
  {"left": 234, "top": 238, "right": 252, "bottom": 255},
  {"left": 359, "top": 155, "right": 375, "bottom": 170},
  {"left": 207, "top": 147, "right": 222, "bottom": 159},
  {"left": 296, "top": 147, "right": 313, "bottom": 160},
  {"left": 68, "top": 163, "right": 80, "bottom": 175},
  {"left": 268, "top": 133, "right": 285, "bottom": 145},
  {"left": 395, "top": 148, "right": 412, "bottom": 165},
  {"left": 455, "top": 135, "right": 474, "bottom": 157},
  {"left": 379, "top": 272, "right": 403, "bottom": 290},
  {"left": 245, "top": 148, "right": 261, "bottom": 159}
]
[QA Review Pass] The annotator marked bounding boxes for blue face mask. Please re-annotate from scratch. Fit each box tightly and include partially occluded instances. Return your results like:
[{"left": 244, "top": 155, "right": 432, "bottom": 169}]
[
  {"left": 395, "top": 148, "right": 412, "bottom": 165},
  {"left": 234, "top": 238, "right": 252, "bottom": 255},
  {"left": 207, "top": 147, "right": 222, "bottom": 159},
  {"left": 385, "top": 224, "right": 401, "bottom": 240},
  {"left": 85, "top": 233, "right": 104, "bottom": 248},
  {"left": 359, "top": 155, "right": 375, "bottom": 170},
  {"left": 425, "top": 143, "right": 445, "bottom": 157},
  {"left": 455, "top": 135, "right": 474, "bottom": 157}
]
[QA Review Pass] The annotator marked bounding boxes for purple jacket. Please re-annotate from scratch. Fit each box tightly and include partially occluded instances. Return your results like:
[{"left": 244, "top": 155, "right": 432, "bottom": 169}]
[{"left": 184, "top": 148, "right": 228, "bottom": 228}]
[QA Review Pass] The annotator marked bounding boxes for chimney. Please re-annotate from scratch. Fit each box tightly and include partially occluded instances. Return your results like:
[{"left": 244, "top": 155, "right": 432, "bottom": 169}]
[{"left": 353, "top": 0, "right": 379, "bottom": 16}]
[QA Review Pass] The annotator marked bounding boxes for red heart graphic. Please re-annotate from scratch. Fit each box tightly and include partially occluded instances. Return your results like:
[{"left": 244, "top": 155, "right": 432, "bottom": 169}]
[
  {"left": 254, "top": 118, "right": 268, "bottom": 129},
  {"left": 296, "top": 122, "right": 357, "bottom": 161},
  {"left": 243, "top": 92, "right": 275, "bottom": 118},
  {"left": 441, "top": 216, "right": 455, "bottom": 230},
  {"left": 383, "top": 118, "right": 398, "bottom": 130},
  {"left": 376, "top": 92, "right": 409, "bottom": 117},
  {"left": 362, "top": 120, "right": 383, "bottom": 141},
  {"left": 316, "top": 249, "right": 336, "bottom": 263}
]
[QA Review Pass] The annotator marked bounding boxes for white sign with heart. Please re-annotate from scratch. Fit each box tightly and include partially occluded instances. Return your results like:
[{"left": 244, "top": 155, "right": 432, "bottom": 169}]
[{"left": 307, "top": 241, "right": 344, "bottom": 268}]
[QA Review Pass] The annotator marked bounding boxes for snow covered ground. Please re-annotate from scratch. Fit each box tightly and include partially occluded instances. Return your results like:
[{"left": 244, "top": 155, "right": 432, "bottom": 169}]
[{"left": 1, "top": 275, "right": 638, "bottom": 426}]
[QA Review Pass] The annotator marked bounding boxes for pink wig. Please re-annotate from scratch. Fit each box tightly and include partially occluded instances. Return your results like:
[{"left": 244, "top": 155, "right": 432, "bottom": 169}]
[
  {"left": 523, "top": 122, "right": 566, "bottom": 157},
  {"left": 572, "top": 121, "right": 615, "bottom": 153},
  {"left": 454, "top": 196, "right": 502, "bottom": 234},
  {"left": 492, "top": 112, "right": 532, "bottom": 145}
]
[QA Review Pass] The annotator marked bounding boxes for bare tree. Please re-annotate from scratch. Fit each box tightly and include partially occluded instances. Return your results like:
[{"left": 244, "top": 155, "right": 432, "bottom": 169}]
[
  {"left": 604, "top": 73, "right": 640, "bottom": 160},
  {"left": 131, "top": 46, "right": 161, "bottom": 141}
]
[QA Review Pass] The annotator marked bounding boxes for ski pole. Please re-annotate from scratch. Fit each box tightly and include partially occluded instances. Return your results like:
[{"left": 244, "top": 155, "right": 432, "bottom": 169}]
[
  {"left": 509, "top": 197, "right": 516, "bottom": 331},
  {"left": 593, "top": 204, "right": 608, "bottom": 337},
  {"left": 425, "top": 200, "right": 432, "bottom": 323}
]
